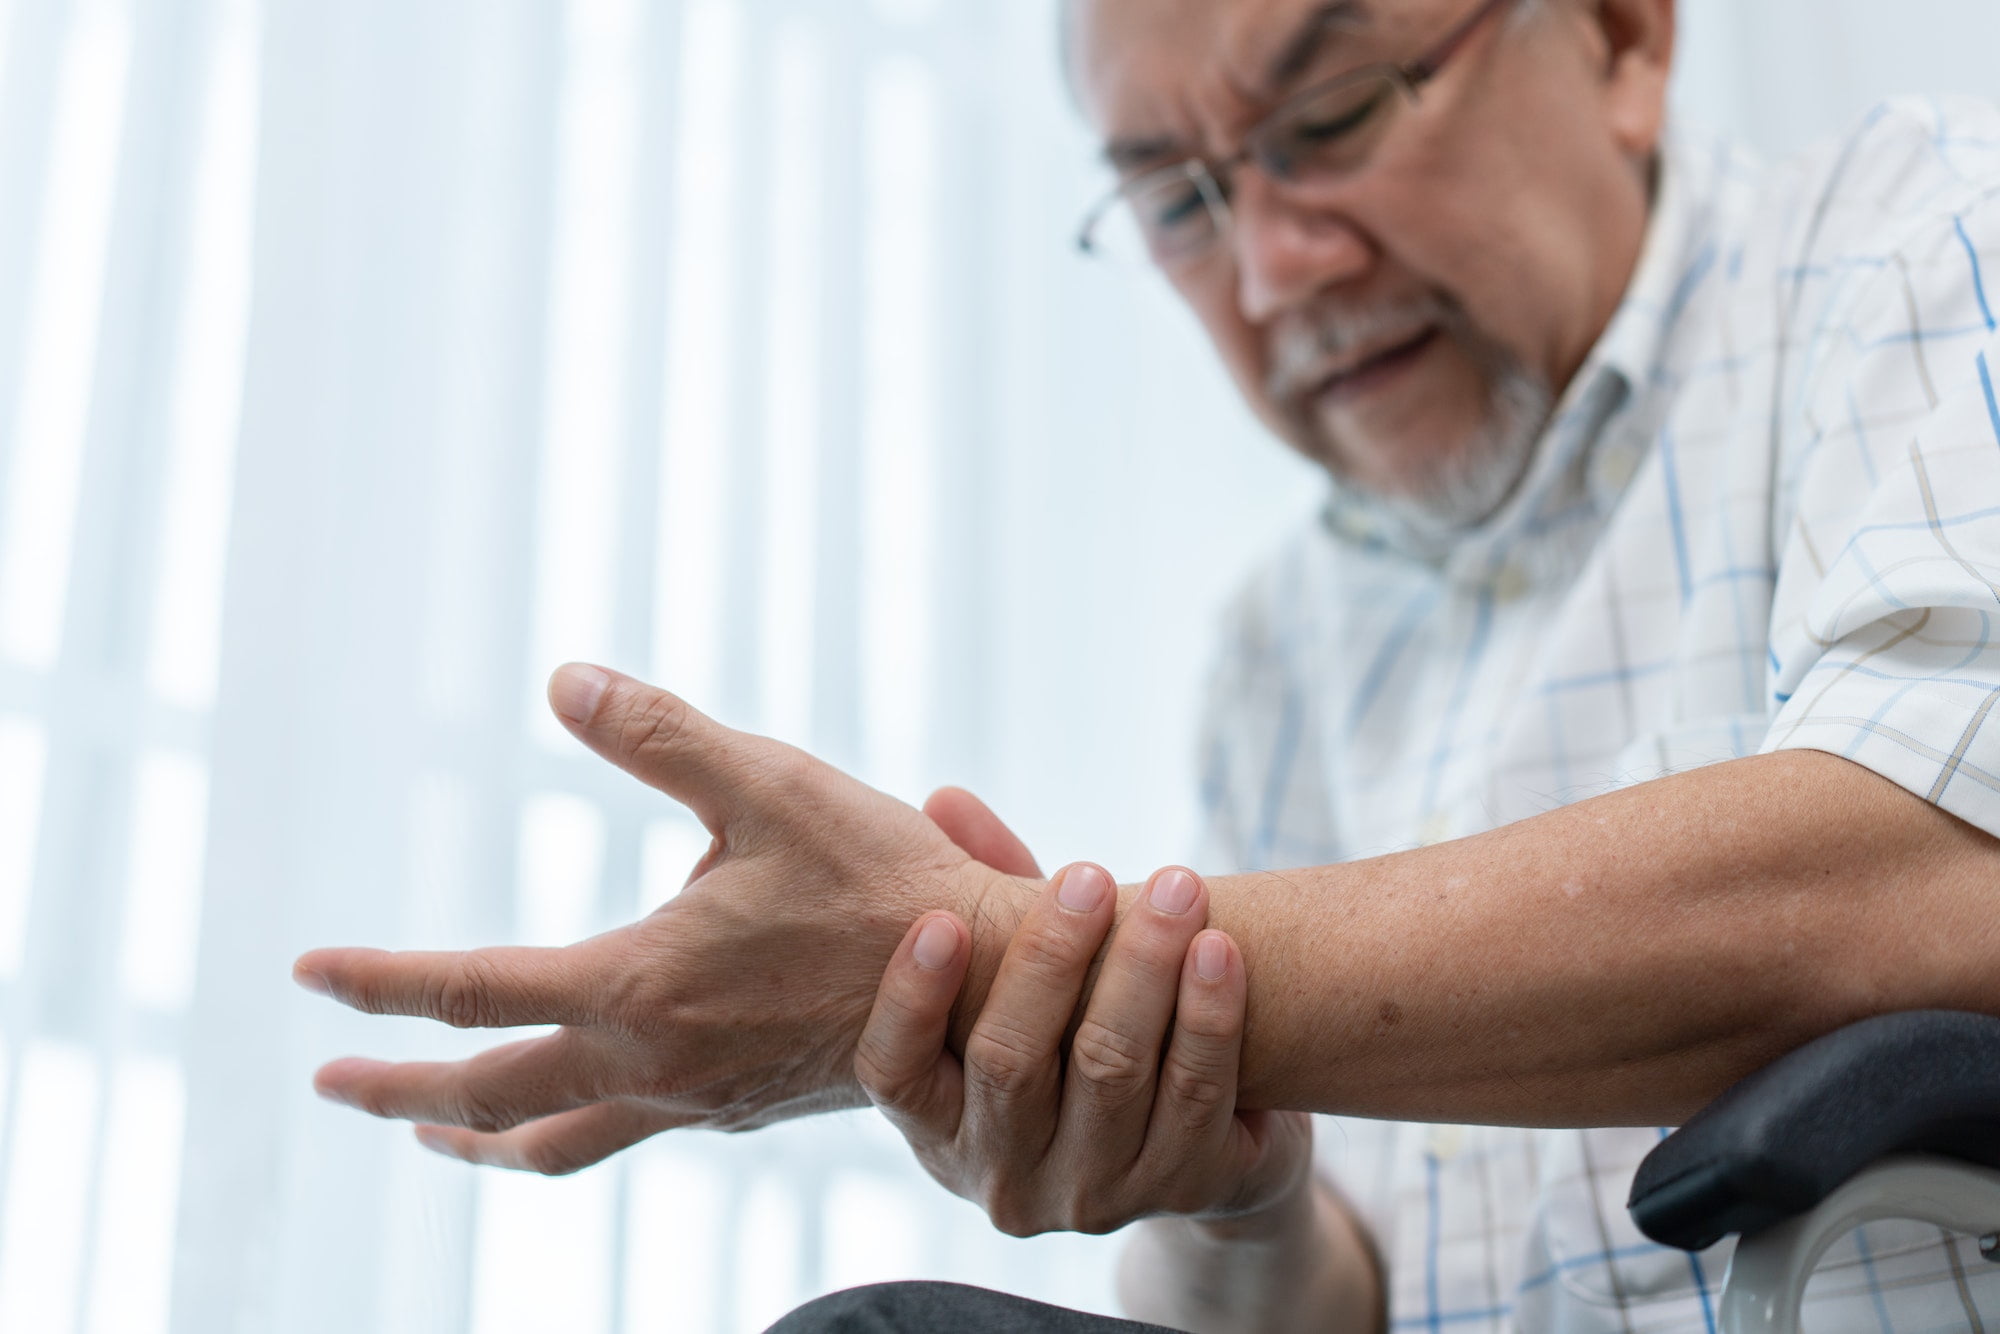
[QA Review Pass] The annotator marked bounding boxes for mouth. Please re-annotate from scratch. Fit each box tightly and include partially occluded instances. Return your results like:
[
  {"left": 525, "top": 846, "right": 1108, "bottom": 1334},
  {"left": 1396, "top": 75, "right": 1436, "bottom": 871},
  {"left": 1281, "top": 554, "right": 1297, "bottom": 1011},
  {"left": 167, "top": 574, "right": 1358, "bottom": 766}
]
[{"left": 1309, "top": 327, "right": 1441, "bottom": 407}]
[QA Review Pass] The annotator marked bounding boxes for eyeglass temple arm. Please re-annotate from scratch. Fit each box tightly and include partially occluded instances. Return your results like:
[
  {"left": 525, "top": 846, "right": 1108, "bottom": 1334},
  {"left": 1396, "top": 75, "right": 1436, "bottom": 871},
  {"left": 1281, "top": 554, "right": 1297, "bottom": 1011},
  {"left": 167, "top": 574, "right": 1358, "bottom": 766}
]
[{"left": 1402, "top": 0, "right": 1514, "bottom": 84}]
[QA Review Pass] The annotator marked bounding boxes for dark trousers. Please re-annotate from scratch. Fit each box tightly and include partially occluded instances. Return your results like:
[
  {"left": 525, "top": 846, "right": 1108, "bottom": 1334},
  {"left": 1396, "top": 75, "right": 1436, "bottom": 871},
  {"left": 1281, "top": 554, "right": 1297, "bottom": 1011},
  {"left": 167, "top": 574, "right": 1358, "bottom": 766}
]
[{"left": 767, "top": 1282, "right": 1181, "bottom": 1333}]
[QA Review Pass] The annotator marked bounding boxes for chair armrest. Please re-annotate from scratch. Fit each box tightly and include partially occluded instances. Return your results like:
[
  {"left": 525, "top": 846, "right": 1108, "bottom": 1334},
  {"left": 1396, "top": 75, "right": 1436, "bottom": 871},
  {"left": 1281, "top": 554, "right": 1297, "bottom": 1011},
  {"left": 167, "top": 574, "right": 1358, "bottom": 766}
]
[{"left": 1627, "top": 1011, "right": 2000, "bottom": 1251}]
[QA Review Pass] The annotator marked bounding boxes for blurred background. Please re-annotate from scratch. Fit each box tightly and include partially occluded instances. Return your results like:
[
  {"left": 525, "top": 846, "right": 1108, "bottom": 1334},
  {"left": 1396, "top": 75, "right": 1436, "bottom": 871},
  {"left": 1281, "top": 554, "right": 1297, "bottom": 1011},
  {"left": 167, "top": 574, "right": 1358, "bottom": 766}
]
[{"left": 0, "top": 0, "right": 1997, "bottom": 1330}]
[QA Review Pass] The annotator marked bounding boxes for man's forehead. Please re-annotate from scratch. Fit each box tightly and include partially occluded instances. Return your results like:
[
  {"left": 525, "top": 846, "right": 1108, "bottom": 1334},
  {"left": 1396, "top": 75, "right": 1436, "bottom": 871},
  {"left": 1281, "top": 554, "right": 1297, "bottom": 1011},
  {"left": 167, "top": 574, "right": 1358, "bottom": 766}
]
[{"left": 1068, "top": 0, "right": 1444, "bottom": 163}]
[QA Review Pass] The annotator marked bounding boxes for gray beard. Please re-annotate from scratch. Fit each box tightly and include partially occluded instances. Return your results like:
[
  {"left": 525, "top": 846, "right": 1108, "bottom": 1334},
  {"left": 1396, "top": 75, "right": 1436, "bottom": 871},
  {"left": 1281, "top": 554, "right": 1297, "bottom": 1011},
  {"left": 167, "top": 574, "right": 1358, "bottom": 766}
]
[
  {"left": 1267, "top": 294, "right": 1556, "bottom": 554},
  {"left": 1330, "top": 352, "right": 1554, "bottom": 554}
]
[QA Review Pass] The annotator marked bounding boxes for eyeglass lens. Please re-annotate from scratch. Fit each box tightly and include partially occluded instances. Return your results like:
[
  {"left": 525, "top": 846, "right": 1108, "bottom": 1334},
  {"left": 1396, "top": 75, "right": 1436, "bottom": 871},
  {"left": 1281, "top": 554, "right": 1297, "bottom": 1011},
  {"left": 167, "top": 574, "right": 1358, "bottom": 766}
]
[{"left": 1097, "top": 71, "right": 1408, "bottom": 267}]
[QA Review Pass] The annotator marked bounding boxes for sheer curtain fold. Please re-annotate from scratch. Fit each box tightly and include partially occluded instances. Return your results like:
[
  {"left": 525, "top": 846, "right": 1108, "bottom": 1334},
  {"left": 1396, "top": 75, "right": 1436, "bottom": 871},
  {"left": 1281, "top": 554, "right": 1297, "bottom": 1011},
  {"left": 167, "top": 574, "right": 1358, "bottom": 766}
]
[
  {"left": 4, "top": 2, "right": 1999, "bottom": 1332},
  {"left": 180, "top": 6, "right": 565, "bottom": 1332},
  {"left": 174, "top": 3, "right": 1148, "bottom": 1330}
]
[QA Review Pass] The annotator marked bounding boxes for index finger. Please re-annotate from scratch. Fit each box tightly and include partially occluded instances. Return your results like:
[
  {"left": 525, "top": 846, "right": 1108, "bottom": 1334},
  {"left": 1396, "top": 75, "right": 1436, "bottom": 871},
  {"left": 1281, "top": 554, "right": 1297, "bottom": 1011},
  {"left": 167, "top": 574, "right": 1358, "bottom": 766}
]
[{"left": 294, "top": 945, "right": 599, "bottom": 1028}]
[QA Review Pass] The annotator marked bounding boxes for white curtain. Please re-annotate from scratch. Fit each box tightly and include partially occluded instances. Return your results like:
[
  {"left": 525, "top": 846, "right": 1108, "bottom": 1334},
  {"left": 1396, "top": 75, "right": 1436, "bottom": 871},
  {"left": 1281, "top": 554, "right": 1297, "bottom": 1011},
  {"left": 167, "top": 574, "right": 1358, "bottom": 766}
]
[{"left": 0, "top": 2, "right": 1995, "bottom": 1332}]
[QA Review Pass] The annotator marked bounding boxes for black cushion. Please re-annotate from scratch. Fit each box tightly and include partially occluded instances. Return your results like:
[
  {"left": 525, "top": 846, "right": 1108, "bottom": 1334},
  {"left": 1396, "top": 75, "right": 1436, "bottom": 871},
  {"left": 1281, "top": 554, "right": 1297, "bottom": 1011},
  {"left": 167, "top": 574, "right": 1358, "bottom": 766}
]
[{"left": 1628, "top": 1011, "right": 2000, "bottom": 1251}]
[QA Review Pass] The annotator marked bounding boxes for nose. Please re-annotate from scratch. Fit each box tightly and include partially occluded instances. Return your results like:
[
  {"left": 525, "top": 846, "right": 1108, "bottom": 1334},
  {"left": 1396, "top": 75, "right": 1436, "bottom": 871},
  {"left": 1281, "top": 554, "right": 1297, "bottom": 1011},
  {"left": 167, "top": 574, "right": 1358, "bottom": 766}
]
[{"left": 1227, "top": 169, "right": 1375, "bottom": 323}]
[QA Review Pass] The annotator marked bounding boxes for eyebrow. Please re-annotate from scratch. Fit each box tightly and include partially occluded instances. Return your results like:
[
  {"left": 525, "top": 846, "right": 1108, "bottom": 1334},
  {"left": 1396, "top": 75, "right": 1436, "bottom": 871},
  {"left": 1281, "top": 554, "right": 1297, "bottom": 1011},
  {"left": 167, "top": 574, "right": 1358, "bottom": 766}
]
[
  {"left": 1264, "top": 1, "right": 1371, "bottom": 95},
  {"left": 1099, "top": 1, "right": 1372, "bottom": 174},
  {"left": 1103, "top": 135, "right": 1186, "bottom": 174}
]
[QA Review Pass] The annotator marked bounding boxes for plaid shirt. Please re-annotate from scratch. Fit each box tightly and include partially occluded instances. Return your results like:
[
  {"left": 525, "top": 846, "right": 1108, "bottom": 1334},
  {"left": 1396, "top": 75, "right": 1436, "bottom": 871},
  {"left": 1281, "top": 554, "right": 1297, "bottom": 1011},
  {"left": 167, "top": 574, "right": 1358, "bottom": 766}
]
[{"left": 1195, "top": 99, "right": 2000, "bottom": 1333}]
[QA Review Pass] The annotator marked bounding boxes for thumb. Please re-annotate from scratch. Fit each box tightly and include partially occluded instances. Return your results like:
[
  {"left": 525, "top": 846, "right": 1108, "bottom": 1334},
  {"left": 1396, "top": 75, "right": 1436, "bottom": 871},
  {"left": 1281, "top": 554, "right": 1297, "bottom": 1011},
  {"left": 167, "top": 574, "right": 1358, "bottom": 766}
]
[
  {"left": 854, "top": 913, "right": 970, "bottom": 1150},
  {"left": 923, "top": 787, "right": 1043, "bottom": 878},
  {"left": 547, "top": 664, "right": 752, "bottom": 829}
]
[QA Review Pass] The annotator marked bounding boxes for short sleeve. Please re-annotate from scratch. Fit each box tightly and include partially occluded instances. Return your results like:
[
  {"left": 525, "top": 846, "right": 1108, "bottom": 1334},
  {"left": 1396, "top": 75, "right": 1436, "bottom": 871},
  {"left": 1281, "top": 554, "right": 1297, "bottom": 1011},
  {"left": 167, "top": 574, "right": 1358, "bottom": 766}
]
[{"left": 1763, "top": 182, "right": 2000, "bottom": 835}]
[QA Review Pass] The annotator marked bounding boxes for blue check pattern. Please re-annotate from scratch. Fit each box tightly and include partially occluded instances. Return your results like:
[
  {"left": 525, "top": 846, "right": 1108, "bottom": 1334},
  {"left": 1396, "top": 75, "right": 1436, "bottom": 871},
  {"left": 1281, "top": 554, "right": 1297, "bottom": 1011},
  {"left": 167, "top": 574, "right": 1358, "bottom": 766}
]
[{"left": 1195, "top": 99, "right": 2000, "bottom": 1332}]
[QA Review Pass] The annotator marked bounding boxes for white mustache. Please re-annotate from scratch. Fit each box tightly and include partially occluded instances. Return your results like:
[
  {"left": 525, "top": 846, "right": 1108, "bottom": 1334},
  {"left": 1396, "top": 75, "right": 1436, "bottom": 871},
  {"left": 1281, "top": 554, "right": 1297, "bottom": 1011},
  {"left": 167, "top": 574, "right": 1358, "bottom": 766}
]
[{"left": 1265, "top": 293, "right": 1460, "bottom": 406}]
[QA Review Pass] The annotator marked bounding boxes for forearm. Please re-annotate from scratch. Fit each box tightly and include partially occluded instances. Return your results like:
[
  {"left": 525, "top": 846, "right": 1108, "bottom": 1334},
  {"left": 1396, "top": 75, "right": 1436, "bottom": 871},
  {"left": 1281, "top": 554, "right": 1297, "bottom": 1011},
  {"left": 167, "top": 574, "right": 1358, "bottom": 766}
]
[
  {"left": 1229, "top": 749, "right": 2000, "bottom": 1122},
  {"left": 1118, "top": 1175, "right": 1384, "bottom": 1334},
  {"left": 961, "top": 749, "right": 2000, "bottom": 1125}
]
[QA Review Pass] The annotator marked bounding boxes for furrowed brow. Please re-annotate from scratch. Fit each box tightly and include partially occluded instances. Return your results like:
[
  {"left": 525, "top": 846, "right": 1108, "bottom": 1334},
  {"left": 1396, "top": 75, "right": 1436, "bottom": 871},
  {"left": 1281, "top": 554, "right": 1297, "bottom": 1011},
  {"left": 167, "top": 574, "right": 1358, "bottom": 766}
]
[
  {"left": 1263, "top": 0, "right": 1370, "bottom": 95},
  {"left": 1098, "top": 1, "right": 1371, "bottom": 176},
  {"left": 1103, "top": 135, "right": 1189, "bottom": 175}
]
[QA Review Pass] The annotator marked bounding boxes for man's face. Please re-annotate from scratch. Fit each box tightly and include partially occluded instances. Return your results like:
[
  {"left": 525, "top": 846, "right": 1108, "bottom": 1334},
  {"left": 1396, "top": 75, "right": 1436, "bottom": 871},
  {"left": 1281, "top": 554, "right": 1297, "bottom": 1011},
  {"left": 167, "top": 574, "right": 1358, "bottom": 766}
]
[{"left": 1070, "top": 0, "right": 1668, "bottom": 531}]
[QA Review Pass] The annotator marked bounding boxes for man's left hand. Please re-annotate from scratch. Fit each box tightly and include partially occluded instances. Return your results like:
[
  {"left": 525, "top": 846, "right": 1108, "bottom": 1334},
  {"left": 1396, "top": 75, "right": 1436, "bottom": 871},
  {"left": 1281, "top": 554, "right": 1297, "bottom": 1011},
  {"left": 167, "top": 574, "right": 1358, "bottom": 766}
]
[{"left": 854, "top": 863, "right": 1312, "bottom": 1236}]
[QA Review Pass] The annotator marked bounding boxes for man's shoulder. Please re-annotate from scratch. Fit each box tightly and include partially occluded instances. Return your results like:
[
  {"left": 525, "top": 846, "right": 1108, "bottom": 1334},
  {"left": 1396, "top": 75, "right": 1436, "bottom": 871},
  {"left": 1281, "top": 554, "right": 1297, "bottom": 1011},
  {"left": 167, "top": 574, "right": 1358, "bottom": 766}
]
[
  {"left": 1820, "top": 95, "right": 2000, "bottom": 189},
  {"left": 1775, "top": 96, "right": 2000, "bottom": 267}
]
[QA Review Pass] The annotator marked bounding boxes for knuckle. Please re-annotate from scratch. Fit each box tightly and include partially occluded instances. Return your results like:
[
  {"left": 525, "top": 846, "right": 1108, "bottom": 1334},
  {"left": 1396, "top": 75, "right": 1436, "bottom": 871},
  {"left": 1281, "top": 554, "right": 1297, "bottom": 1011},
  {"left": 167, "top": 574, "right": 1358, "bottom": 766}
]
[
  {"left": 1172, "top": 1001, "right": 1241, "bottom": 1045},
  {"left": 619, "top": 691, "right": 694, "bottom": 766},
  {"left": 625, "top": 1059, "right": 683, "bottom": 1102},
  {"left": 1067, "top": 1019, "right": 1152, "bottom": 1097},
  {"left": 1066, "top": 1202, "right": 1123, "bottom": 1236},
  {"left": 981, "top": 1185, "right": 1050, "bottom": 1240},
  {"left": 852, "top": 1043, "right": 919, "bottom": 1110},
  {"left": 912, "top": 1147, "right": 969, "bottom": 1198},
  {"left": 600, "top": 972, "right": 663, "bottom": 1039},
  {"left": 1111, "top": 923, "right": 1189, "bottom": 989},
  {"left": 520, "top": 1140, "right": 586, "bottom": 1177},
  {"left": 1162, "top": 1061, "right": 1233, "bottom": 1124},
  {"left": 1007, "top": 919, "right": 1095, "bottom": 988},
  {"left": 872, "top": 976, "right": 944, "bottom": 1038},
  {"left": 431, "top": 955, "right": 504, "bottom": 1029},
  {"left": 962, "top": 1021, "right": 1047, "bottom": 1102},
  {"left": 758, "top": 743, "right": 817, "bottom": 796},
  {"left": 452, "top": 1087, "right": 515, "bottom": 1135}
]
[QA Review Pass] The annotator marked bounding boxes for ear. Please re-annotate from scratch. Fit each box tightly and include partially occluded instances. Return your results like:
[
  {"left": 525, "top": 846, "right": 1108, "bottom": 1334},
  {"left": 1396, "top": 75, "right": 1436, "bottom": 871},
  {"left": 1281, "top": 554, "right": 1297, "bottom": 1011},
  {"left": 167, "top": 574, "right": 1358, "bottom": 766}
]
[{"left": 1588, "top": 0, "right": 1676, "bottom": 160}]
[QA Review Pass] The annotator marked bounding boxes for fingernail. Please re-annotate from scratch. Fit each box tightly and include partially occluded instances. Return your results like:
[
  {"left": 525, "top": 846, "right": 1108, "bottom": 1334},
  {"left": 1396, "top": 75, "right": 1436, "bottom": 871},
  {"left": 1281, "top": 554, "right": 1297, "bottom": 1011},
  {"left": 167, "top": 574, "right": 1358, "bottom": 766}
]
[
  {"left": 912, "top": 917, "right": 958, "bottom": 970},
  {"left": 315, "top": 1081, "right": 358, "bottom": 1109},
  {"left": 294, "top": 968, "right": 331, "bottom": 997},
  {"left": 1195, "top": 934, "right": 1228, "bottom": 981},
  {"left": 1149, "top": 868, "right": 1198, "bottom": 915},
  {"left": 549, "top": 664, "right": 611, "bottom": 726},
  {"left": 1057, "top": 864, "right": 1109, "bottom": 913}
]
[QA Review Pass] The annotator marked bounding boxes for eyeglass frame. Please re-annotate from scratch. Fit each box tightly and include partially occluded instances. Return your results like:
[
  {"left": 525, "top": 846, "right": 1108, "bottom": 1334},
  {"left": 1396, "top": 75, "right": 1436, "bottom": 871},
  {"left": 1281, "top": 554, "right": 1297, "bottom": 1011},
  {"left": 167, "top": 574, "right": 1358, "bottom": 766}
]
[{"left": 1074, "top": 0, "right": 1519, "bottom": 265}]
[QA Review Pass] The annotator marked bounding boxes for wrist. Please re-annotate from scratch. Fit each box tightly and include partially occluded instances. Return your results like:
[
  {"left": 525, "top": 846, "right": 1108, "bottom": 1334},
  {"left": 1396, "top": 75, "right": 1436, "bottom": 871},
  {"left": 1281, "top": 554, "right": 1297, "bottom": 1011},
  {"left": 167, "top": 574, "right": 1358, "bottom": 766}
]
[
  {"left": 823, "top": 860, "right": 1016, "bottom": 1104},
  {"left": 1183, "top": 1140, "right": 1318, "bottom": 1243},
  {"left": 946, "top": 869, "right": 1039, "bottom": 1053}
]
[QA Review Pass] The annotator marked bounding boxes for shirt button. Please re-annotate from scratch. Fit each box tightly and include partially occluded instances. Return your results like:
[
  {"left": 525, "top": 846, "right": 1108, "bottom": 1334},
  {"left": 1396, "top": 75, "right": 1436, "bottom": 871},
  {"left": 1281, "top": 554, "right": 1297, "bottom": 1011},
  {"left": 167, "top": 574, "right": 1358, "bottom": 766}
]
[
  {"left": 1427, "top": 1124, "right": 1467, "bottom": 1161},
  {"left": 1419, "top": 813, "right": 1451, "bottom": 846},
  {"left": 1493, "top": 563, "right": 1529, "bottom": 602},
  {"left": 1591, "top": 441, "right": 1643, "bottom": 504}
]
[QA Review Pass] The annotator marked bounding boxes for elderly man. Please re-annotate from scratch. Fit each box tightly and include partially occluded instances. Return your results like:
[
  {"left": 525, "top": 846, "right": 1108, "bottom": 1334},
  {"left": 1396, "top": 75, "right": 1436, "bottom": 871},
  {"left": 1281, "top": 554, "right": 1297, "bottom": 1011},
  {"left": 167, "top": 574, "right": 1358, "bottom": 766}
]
[{"left": 299, "top": 0, "right": 2000, "bottom": 1328}]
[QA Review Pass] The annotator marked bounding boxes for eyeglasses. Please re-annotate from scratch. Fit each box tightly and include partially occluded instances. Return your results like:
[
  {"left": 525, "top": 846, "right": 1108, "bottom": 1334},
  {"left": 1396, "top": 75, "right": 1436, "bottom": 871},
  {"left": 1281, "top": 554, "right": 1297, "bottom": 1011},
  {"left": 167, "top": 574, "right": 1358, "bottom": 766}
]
[{"left": 1075, "top": 0, "right": 1515, "bottom": 270}]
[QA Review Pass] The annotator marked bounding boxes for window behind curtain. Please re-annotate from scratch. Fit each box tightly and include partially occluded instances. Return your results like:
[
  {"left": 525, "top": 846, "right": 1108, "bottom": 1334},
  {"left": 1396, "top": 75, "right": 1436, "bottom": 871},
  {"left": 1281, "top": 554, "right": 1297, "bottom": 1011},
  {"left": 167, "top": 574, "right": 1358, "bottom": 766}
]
[{"left": 0, "top": 0, "right": 1181, "bottom": 1329}]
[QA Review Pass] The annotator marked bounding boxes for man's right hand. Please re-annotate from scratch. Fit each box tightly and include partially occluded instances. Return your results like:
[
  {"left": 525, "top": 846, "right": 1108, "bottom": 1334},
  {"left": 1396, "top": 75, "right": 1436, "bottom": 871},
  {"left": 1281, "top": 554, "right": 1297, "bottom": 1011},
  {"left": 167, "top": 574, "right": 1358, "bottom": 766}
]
[{"left": 854, "top": 862, "right": 1314, "bottom": 1236}]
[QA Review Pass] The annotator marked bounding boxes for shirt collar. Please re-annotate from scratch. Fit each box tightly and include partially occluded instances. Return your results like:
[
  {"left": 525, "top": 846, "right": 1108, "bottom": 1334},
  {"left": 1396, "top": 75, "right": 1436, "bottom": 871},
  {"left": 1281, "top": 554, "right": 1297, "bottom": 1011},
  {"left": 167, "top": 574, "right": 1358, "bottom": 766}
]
[{"left": 1318, "top": 126, "right": 1730, "bottom": 586}]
